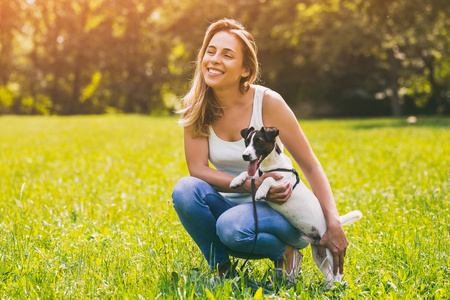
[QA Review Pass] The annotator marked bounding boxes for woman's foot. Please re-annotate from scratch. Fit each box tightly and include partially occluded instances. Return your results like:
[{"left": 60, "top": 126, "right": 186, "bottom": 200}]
[
  {"left": 218, "top": 260, "right": 232, "bottom": 279},
  {"left": 209, "top": 260, "right": 232, "bottom": 284}
]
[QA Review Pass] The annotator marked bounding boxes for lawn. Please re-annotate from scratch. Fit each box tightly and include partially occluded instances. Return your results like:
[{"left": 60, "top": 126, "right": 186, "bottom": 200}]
[{"left": 0, "top": 115, "right": 449, "bottom": 299}]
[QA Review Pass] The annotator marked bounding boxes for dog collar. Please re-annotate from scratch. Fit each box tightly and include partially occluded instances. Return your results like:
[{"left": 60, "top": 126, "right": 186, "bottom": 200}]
[{"left": 259, "top": 168, "right": 300, "bottom": 190}]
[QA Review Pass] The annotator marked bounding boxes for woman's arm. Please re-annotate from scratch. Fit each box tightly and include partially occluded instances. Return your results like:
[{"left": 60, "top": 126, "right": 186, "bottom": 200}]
[
  {"left": 262, "top": 90, "right": 348, "bottom": 275},
  {"left": 184, "top": 128, "right": 258, "bottom": 193}
]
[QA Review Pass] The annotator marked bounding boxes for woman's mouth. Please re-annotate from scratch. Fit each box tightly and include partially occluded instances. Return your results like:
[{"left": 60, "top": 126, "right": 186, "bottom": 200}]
[{"left": 208, "top": 68, "right": 224, "bottom": 75}]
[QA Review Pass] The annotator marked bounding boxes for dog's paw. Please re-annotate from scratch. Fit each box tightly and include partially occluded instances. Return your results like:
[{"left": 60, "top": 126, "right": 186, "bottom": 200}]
[
  {"left": 324, "top": 278, "right": 335, "bottom": 289},
  {"left": 255, "top": 179, "right": 273, "bottom": 200},
  {"left": 255, "top": 189, "right": 268, "bottom": 200},
  {"left": 229, "top": 177, "right": 243, "bottom": 189},
  {"left": 334, "top": 273, "right": 343, "bottom": 283},
  {"left": 230, "top": 172, "right": 248, "bottom": 188}
]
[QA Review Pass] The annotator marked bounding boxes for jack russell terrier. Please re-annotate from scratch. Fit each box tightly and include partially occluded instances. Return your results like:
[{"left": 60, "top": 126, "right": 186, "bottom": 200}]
[{"left": 230, "top": 126, "right": 362, "bottom": 287}]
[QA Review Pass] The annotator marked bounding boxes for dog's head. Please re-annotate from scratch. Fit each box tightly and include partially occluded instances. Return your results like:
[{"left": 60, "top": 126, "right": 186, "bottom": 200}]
[{"left": 241, "top": 127, "right": 281, "bottom": 176}]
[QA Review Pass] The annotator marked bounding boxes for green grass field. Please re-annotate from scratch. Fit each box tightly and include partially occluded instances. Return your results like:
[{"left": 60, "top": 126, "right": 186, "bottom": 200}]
[{"left": 0, "top": 115, "right": 449, "bottom": 299}]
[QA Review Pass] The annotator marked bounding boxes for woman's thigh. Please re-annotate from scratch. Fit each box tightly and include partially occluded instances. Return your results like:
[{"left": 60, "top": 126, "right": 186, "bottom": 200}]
[
  {"left": 172, "top": 176, "right": 236, "bottom": 219},
  {"left": 216, "top": 201, "right": 309, "bottom": 261}
]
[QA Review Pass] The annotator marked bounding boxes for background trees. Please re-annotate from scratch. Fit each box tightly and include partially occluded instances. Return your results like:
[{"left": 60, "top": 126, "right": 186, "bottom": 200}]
[{"left": 0, "top": 0, "right": 448, "bottom": 116}]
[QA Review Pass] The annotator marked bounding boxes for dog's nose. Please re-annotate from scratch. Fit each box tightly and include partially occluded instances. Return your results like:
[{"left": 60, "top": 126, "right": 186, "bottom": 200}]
[{"left": 242, "top": 154, "right": 251, "bottom": 161}]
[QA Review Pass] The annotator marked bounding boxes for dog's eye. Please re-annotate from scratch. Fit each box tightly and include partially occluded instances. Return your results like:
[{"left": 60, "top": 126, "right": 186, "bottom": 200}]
[{"left": 254, "top": 138, "right": 263, "bottom": 145}]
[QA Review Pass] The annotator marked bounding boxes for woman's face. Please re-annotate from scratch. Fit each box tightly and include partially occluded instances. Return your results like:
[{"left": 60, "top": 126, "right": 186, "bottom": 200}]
[{"left": 202, "top": 31, "right": 249, "bottom": 91}]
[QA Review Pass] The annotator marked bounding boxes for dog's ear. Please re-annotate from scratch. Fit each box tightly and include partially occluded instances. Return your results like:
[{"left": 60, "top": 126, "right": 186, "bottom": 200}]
[
  {"left": 261, "top": 127, "right": 279, "bottom": 141},
  {"left": 241, "top": 127, "right": 254, "bottom": 139}
]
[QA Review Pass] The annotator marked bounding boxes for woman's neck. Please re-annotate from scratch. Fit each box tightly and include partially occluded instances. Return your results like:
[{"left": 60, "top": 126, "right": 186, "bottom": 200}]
[{"left": 213, "top": 85, "right": 252, "bottom": 108}]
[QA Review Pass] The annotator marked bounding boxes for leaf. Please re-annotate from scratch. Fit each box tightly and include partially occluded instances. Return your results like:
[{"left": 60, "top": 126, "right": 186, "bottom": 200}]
[
  {"left": 205, "top": 289, "right": 215, "bottom": 300},
  {"left": 171, "top": 271, "right": 179, "bottom": 286},
  {"left": 71, "top": 211, "right": 77, "bottom": 222},
  {"left": 80, "top": 72, "right": 102, "bottom": 102},
  {"left": 254, "top": 287, "right": 264, "bottom": 300},
  {"left": 0, "top": 85, "right": 15, "bottom": 107}
]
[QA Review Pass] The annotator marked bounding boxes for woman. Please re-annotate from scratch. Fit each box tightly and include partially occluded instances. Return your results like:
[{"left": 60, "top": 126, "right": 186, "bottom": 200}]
[{"left": 172, "top": 18, "right": 348, "bottom": 285}]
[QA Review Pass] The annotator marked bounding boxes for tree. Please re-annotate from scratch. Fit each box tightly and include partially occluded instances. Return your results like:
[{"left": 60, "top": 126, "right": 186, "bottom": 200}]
[{"left": 0, "top": 0, "right": 448, "bottom": 116}]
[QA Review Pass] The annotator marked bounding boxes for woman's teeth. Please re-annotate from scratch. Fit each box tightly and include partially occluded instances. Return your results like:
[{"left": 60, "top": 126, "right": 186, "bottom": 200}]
[{"left": 208, "top": 69, "right": 223, "bottom": 75}]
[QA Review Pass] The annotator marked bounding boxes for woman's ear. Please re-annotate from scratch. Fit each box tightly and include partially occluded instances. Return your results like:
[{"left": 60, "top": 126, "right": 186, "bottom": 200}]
[{"left": 242, "top": 67, "right": 250, "bottom": 78}]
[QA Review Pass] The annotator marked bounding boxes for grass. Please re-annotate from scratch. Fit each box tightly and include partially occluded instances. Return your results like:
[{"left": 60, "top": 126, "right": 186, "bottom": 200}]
[{"left": 0, "top": 115, "right": 449, "bottom": 299}]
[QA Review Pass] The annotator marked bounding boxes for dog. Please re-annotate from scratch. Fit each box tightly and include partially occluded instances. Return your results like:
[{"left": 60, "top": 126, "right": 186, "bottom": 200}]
[{"left": 229, "top": 126, "right": 362, "bottom": 287}]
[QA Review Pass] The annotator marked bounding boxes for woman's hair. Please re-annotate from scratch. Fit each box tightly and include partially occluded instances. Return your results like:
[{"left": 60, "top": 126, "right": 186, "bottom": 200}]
[{"left": 178, "top": 18, "right": 259, "bottom": 137}]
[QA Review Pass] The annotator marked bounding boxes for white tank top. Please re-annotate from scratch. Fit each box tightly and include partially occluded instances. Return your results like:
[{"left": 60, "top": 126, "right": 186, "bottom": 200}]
[{"left": 208, "top": 85, "right": 270, "bottom": 204}]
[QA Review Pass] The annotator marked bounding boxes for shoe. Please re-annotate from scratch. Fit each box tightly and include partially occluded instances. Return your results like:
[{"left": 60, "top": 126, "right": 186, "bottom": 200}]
[
  {"left": 209, "top": 260, "right": 232, "bottom": 284},
  {"left": 209, "top": 274, "right": 222, "bottom": 285},
  {"left": 275, "top": 249, "right": 303, "bottom": 286}
]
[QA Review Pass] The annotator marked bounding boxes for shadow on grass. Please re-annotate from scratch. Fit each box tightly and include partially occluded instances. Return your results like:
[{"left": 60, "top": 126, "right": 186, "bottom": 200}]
[{"left": 352, "top": 117, "right": 450, "bottom": 130}]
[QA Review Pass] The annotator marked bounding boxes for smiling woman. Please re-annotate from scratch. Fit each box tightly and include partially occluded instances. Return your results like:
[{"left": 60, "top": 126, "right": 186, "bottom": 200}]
[
  {"left": 178, "top": 19, "right": 259, "bottom": 138},
  {"left": 202, "top": 31, "right": 251, "bottom": 94},
  {"left": 172, "top": 18, "right": 349, "bottom": 287}
]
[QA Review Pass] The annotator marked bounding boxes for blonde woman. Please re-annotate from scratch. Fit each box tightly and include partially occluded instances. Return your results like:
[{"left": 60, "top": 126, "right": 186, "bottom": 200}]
[{"left": 172, "top": 18, "right": 348, "bottom": 285}]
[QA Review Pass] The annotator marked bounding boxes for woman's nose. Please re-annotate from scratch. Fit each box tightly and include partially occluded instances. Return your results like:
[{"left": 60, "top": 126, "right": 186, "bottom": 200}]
[{"left": 211, "top": 53, "right": 220, "bottom": 64}]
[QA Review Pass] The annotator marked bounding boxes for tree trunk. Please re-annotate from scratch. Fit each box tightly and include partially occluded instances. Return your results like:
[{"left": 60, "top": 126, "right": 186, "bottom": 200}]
[
  {"left": 71, "top": 61, "right": 81, "bottom": 114},
  {"left": 422, "top": 54, "right": 441, "bottom": 114},
  {"left": 0, "top": 0, "right": 13, "bottom": 86},
  {"left": 388, "top": 48, "right": 402, "bottom": 116}
]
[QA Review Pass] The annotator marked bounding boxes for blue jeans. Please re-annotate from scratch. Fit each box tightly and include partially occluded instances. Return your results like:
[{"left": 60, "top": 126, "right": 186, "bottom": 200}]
[{"left": 172, "top": 176, "right": 309, "bottom": 269}]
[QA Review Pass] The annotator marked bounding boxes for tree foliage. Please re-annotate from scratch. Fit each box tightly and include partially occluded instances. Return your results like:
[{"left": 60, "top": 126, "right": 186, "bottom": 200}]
[{"left": 0, "top": 0, "right": 448, "bottom": 116}]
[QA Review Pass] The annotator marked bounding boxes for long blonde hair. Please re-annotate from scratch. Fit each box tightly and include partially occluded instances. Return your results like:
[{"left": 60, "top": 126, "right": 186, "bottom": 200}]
[{"left": 178, "top": 18, "right": 259, "bottom": 137}]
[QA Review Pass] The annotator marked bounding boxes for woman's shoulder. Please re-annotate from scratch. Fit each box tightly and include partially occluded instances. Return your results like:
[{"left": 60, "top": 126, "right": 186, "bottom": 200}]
[
  {"left": 250, "top": 84, "right": 284, "bottom": 105},
  {"left": 261, "top": 88, "right": 289, "bottom": 110},
  {"left": 261, "top": 87, "right": 297, "bottom": 127}
]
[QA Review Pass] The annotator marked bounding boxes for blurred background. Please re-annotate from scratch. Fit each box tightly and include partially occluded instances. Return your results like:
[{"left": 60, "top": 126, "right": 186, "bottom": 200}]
[{"left": 0, "top": 0, "right": 449, "bottom": 117}]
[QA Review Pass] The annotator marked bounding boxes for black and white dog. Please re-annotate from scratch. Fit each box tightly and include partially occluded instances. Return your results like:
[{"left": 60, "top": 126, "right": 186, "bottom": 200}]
[{"left": 230, "top": 127, "right": 362, "bottom": 287}]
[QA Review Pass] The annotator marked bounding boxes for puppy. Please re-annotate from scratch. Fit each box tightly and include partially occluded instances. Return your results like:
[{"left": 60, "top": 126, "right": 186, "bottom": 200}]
[{"left": 230, "top": 127, "right": 362, "bottom": 287}]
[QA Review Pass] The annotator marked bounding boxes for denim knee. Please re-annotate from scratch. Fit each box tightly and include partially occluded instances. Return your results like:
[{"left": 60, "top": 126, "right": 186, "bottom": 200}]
[
  {"left": 173, "top": 176, "right": 217, "bottom": 212},
  {"left": 216, "top": 209, "right": 255, "bottom": 250},
  {"left": 172, "top": 176, "right": 200, "bottom": 209}
]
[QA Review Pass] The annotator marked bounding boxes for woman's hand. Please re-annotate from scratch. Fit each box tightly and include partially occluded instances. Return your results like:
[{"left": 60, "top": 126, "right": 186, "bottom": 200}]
[
  {"left": 254, "top": 173, "right": 292, "bottom": 204},
  {"left": 317, "top": 219, "right": 348, "bottom": 275}
]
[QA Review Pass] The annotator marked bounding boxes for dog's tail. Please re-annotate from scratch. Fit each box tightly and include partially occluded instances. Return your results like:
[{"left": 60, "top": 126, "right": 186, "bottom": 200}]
[
  {"left": 340, "top": 210, "right": 363, "bottom": 226},
  {"left": 299, "top": 210, "right": 362, "bottom": 245}
]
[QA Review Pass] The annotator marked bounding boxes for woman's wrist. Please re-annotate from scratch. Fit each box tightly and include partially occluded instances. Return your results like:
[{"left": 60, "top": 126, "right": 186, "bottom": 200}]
[
  {"left": 325, "top": 214, "right": 342, "bottom": 229},
  {"left": 243, "top": 179, "right": 252, "bottom": 193}
]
